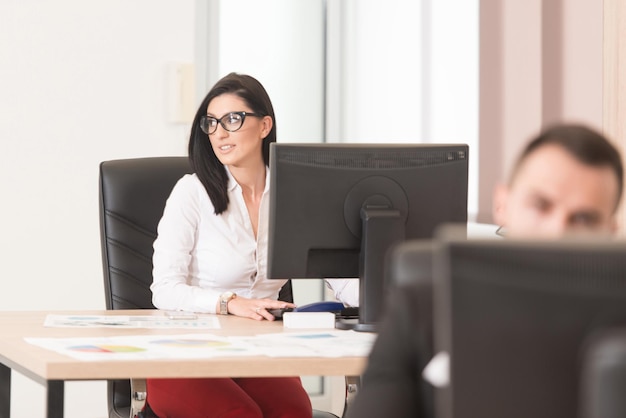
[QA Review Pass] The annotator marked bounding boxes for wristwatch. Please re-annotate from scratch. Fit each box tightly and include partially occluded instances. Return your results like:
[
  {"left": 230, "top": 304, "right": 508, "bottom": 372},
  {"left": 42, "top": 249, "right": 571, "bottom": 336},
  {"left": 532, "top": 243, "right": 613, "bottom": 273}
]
[{"left": 219, "top": 291, "right": 237, "bottom": 315}]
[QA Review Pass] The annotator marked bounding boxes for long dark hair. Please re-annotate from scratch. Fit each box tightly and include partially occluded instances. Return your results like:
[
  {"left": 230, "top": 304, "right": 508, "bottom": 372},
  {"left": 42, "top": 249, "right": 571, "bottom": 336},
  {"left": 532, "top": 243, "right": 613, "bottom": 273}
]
[{"left": 188, "top": 73, "right": 277, "bottom": 214}]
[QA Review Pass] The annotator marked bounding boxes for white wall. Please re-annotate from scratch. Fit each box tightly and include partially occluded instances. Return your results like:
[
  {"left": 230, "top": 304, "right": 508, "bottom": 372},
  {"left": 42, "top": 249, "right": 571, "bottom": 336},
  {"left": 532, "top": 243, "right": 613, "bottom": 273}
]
[
  {"left": 0, "top": 1, "right": 194, "bottom": 416},
  {"left": 0, "top": 0, "right": 194, "bottom": 311}
]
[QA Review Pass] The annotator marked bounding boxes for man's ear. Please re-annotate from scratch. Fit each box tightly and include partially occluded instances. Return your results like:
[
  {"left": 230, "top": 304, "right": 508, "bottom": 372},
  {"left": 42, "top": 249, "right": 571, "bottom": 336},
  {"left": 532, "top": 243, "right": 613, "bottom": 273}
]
[{"left": 492, "top": 182, "right": 508, "bottom": 227}]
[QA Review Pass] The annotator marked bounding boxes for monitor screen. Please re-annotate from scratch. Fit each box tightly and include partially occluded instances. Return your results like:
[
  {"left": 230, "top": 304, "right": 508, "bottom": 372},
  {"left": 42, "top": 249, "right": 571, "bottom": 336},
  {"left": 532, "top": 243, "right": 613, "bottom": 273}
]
[
  {"left": 433, "top": 234, "right": 626, "bottom": 418},
  {"left": 267, "top": 143, "right": 469, "bottom": 331}
]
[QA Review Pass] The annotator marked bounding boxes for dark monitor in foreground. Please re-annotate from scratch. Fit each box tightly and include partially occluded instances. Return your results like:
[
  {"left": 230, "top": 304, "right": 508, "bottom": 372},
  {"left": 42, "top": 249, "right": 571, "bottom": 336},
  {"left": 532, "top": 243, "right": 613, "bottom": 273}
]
[
  {"left": 267, "top": 143, "right": 469, "bottom": 331},
  {"left": 581, "top": 328, "right": 626, "bottom": 418},
  {"left": 433, "top": 234, "right": 626, "bottom": 418}
]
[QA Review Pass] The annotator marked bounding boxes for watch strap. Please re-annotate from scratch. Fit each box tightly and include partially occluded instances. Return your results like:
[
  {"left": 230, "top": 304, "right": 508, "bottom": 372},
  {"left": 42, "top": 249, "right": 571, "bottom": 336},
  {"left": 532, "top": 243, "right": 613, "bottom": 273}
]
[{"left": 219, "top": 292, "right": 236, "bottom": 315}]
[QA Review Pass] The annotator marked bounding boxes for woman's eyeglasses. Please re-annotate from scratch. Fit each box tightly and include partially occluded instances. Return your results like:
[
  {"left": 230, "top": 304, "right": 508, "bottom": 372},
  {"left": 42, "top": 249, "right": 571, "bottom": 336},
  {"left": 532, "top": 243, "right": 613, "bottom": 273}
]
[{"left": 200, "top": 111, "right": 260, "bottom": 135}]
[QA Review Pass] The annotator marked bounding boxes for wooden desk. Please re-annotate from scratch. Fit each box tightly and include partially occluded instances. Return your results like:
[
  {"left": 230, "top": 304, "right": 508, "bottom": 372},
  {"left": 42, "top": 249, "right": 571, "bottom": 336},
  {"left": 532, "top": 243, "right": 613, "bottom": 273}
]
[{"left": 0, "top": 310, "right": 369, "bottom": 418}]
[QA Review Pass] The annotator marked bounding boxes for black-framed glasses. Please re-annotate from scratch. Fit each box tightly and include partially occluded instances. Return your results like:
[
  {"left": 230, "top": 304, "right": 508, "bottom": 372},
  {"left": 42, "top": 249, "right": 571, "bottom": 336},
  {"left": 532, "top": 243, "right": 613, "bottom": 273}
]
[{"left": 199, "top": 111, "right": 260, "bottom": 135}]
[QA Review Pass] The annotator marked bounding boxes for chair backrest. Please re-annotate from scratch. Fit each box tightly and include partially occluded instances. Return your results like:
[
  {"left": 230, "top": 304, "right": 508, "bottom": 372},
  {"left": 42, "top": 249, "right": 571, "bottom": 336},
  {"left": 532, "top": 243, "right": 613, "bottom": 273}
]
[
  {"left": 99, "top": 157, "right": 192, "bottom": 418},
  {"left": 99, "top": 157, "right": 193, "bottom": 310}
]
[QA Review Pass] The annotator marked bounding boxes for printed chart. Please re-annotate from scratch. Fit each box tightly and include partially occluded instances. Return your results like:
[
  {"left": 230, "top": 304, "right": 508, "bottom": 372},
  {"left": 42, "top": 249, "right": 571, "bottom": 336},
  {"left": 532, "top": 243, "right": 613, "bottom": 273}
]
[{"left": 25, "top": 331, "right": 376, "bottom": 361}]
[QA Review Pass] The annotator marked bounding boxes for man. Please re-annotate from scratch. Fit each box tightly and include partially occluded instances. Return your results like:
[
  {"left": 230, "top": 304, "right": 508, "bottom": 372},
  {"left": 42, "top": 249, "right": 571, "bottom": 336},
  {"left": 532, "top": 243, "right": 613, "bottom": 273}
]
[
  {"left": 493, "top": 124, "right": 622, "bottom": 238},
  {"left": 345, "top": 123, "right": 624, "bottom": 418}
]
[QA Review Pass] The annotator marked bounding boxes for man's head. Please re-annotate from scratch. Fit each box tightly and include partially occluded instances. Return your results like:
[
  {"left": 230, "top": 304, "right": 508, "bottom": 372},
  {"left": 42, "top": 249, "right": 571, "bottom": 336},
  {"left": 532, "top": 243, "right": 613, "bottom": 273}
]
[{"left": 493, "top": 124, "right": 623, "bottom": 238}]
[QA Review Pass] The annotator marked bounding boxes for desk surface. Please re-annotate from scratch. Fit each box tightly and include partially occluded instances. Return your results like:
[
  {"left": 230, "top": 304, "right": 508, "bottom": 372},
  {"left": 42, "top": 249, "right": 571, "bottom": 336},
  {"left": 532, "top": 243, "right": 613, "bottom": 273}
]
[{"left": 0, "top": 310, "right": 369, "bottom": 384}]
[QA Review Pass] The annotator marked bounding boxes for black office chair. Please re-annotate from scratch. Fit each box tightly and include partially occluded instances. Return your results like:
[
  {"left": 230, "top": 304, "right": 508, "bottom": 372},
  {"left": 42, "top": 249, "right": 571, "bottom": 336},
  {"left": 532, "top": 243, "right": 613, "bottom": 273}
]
[{"left": 99, "top": 156, "right": 339, "bottom": 418}]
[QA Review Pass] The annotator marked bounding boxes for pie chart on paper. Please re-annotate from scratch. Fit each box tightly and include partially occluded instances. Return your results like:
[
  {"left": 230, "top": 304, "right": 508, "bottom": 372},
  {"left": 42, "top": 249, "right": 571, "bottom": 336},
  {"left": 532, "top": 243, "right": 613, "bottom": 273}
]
[{"left": 68, "top": 344, "right": 146, "bottom": 353}]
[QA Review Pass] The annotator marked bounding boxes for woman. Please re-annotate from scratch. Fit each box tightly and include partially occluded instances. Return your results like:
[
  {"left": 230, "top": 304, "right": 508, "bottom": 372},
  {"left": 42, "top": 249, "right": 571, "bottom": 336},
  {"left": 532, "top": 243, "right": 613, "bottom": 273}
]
[{"left": 148, "top": 73, "right": 357, "bottom": 417}]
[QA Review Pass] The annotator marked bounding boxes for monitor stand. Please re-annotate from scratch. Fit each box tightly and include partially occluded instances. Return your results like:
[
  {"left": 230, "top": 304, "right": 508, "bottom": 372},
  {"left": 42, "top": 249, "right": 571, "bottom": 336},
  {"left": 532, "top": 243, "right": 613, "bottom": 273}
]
[{"left": 336, "top": 206, "right": 404, "bottom": 332}]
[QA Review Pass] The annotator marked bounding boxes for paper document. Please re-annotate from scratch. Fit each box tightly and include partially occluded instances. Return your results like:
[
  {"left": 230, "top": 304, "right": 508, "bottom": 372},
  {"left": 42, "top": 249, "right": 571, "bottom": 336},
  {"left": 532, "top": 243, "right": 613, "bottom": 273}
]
[
  {"left": 43, "top": 314, "right": 220, "bottom": 329},
  {"left": 26, "top": 330, "right": 377, "bottom": 361}
]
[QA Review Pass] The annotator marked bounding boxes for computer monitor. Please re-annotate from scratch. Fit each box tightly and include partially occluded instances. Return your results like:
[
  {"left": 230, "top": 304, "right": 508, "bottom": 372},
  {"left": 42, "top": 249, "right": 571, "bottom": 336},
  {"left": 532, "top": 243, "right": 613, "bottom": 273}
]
[
  {"left": 267, "top": 143, "right": 469, "bottom": 331},
  {"left": 580, "top": 328, "right": 626, "bottom": 418},
  {"left": 432, "top": 233, "right": 626, "bottom": 418}
]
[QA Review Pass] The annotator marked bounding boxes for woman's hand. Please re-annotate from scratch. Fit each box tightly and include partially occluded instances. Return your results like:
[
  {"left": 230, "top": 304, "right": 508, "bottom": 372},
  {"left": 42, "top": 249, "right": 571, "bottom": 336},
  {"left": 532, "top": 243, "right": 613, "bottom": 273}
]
[{"left": 227, "top": 297, "right": 296, "bottom": 321}]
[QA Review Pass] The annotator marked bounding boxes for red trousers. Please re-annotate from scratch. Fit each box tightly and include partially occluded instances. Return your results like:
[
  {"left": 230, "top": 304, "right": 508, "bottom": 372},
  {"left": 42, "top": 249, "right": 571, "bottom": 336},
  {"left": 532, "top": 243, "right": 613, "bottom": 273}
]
[{"left": 146, "top": 377, "right": 313, "bottom": 418}]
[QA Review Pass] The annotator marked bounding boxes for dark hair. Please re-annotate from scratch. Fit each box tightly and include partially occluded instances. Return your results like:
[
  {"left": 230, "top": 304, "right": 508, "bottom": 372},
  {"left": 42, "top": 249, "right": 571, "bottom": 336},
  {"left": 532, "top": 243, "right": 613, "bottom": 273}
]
[
  {"left": 510, "top": 123, "right": 623, "bottom": 209},
  {"left": 188, "top": 72, "right": 276, "bottom": 214}
]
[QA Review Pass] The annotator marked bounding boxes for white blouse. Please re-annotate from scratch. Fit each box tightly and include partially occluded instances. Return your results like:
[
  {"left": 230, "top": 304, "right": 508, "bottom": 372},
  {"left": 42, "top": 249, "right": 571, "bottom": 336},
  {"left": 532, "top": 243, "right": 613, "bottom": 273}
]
[{"left": 151, "top": 168, "right": 359, "bottom": 313}]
